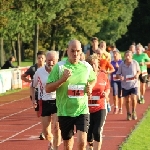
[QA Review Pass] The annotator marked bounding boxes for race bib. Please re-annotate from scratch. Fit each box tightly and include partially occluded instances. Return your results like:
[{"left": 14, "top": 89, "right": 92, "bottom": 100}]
[
  {"left": 68, "top": 85, "right": 85, "bottom": 98},
  {"left": 126, "top": 75, "right": 135, "bottom": 82},
  {"left": 113, "top": 74, "right": 120, "bottom": 81},
  {"left": 142, "top": 70, "right": 147, "bottom": 77},
  {"left": 88, "top": 96, "right": 100, "bottom": 106}
]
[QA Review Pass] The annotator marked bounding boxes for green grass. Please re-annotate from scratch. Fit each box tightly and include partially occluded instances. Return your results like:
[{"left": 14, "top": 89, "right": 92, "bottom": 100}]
[
  {"left": 13, "top": 61, "right": 32, "bottom": 67},
  {"left": 0, "top": 87, "right": 29, "bottom": 96},
  {"left": 120, "top": 108, "right": 150, "bottom": 150}
]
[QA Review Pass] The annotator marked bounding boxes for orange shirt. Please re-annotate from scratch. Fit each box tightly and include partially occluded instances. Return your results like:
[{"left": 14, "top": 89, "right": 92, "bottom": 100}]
[
  {"left": 99, "top": 59, "right": 114, "bottom": 71},
  {"left": 144, "top": 50, "right": 150, "bottom": 68}
]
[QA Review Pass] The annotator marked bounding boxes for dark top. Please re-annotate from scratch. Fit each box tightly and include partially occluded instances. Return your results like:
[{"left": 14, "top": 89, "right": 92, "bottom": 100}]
[
  {"left": 88, "top": 46, "right": 96, "bottom": 55},
  {"left": 1, "top": 61, "right": 16, "bottom": 69},
  {"left": 24, "top": 63, "right": 38, "bottom": 79}
]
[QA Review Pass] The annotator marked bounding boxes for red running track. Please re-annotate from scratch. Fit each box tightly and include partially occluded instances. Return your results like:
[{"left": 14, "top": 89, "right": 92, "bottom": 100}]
[{"left": 0, "top": 87, "right": 150, "bottom": 150}]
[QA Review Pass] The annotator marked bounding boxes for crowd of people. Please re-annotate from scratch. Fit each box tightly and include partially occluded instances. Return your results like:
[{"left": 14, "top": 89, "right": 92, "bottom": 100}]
[{"left": 20, "top": 38, "right": 150, "bottom": 150}]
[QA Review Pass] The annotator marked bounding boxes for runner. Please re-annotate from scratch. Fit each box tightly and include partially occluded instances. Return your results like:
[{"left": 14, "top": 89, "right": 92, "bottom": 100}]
[
  {"left": 46, "top": 40, "right": 96, "bottom": 150},
  {"left": 86, "top": 54, "right": 110, "bottom": 150},
  {"left": 133, "top": 44, "right": 150, "bottom": 104},
  {"left": 144, "top": 42, "right": 150, "bottom": 84},
  {"left": 80, "top": 52, "right": 85, "bottom": 61},
  {"left": 21, "top": 51, "right": 46, "bottom": 139},
  {"left": 111, "top": 50, "right": 123, "bottom": 114},
  {"left": 129, "top": 45, "right": 136, "bottom": 54},
  {"left": 95, "top": 49, "right": 115, "bottom": 74},
  {"left": 116, "top": 50, "right": 140, "bottom": 120},
  {"left": 32, "top": 51, "right": 61, "bottom": 150},
  {"left": 99, "top": 41, "right": 111, "bottom": 62},
  {"left": 86, "top": 37, "right": 99, "bottom": 58}
]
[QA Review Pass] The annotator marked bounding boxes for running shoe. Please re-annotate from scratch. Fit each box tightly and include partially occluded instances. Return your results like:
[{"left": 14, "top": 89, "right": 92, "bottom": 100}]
[
  {"left": 132, "top": 111, "right": 137, "bottom": 120},
  {"left": 87, "top": 146, "right": 93, "bottom": 150},
  {"left": 118, "top": 109, "right": 123, "bottom": 114},
  {"left": 48, "top": 142, "right": 53, "bottom": 150},
  {"left": 140, "top": 98, "right": 145, "bottom": 104},
  {"left": 39, "top": 133, "right": 45, "bottom": 140},
  {"left": 127, "top": 113, "right": 132, "bottom": 121},
  {"left": 113, "top": 108, "right": 118, "bottom": 114}
]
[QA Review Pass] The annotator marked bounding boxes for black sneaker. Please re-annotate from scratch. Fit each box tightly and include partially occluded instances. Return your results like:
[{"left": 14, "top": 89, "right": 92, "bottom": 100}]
[{"left": 39, "top": 133, "right": 45, "bottom": 140}]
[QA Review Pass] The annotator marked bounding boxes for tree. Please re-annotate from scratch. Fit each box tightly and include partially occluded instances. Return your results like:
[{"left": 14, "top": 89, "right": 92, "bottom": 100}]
[
  {"left": 45, "top": 0, "right": 107, "bottom": 50},
  {"left": 96, "top": 0, "right": 138, "bottom": 45}
]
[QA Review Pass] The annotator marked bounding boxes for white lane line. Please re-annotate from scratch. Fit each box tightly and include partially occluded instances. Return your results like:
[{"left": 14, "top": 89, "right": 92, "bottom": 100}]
[
  {"left": 0, "top": 96, "right": 29, "bottom": 107},
  {"left": 0, "top": 107, "right": 32, "bottom": 121},
  {"left": 0, "top": 122, "right": 41, "bottom": 144}
]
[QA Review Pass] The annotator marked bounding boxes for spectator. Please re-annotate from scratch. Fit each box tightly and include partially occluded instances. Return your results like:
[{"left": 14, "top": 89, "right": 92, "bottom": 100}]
[{"left": 1, "top": 56, "right": 17, "bottom": 69}]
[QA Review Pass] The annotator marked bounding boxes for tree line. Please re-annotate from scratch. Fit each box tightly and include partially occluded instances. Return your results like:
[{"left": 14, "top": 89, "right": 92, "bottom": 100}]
[{"left": 0, "top": 0, "right": 138, "bottom": 66}]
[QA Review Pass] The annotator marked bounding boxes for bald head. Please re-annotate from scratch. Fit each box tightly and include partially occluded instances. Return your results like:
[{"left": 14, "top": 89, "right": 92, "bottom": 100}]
[
  {"left": 67, "top": 40, "right": 82, "bottom": 64},
  {"left": 68, "top": 40, "right": 82, "bottom": 49}
]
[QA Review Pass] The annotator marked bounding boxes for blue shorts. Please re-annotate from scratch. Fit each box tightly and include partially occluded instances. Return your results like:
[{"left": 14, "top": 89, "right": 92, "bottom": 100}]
[
  {"left": 111, "top": 81, "right": 122, "bottom": 98},
  {"left": 122, "top": 87, "right": 138, "bottom": 97}
]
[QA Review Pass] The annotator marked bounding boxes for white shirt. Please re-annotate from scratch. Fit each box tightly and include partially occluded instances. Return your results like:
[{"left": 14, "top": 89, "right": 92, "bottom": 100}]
[{"left": 33, "top": 66, "right": 56, "bottom": 101}]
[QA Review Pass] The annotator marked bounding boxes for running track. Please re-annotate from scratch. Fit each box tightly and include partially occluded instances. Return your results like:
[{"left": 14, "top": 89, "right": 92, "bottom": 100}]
[{"left": 0, "top": 87, "right": 150, "bottom": 150}]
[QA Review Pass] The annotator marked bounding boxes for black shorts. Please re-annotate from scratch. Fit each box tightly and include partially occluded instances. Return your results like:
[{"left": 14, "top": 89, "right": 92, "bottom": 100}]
[
  {"left": 147, "top": 68, "right": 150, "bottom": 75},
  {"left": 87, "top": 109, "right": 107, "bottom": 142},
  {"left": 122, "top": 87, "right": 138, "bottom": 97},
  {"left": 58, "top": 114, "right": 89, "bottom": 140},
  {"left": 139, "top": 74, "right": 147, "bottom": 83},
  {"left": 41, "top": 100, "right": 57, "bottom": 117}
]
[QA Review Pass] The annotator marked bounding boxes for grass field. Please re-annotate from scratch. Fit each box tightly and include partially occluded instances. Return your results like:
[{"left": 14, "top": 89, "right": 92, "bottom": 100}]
[
  {"left": 120, "top": 108, "right": 150, "bottom": 150},
  {"left": 13, "top": 60, "right": 32, "bottom": 67}
]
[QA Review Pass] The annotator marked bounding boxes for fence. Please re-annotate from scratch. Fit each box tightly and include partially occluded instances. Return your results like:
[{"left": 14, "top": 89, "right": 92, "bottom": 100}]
[{"left": 0, "top": 67, "right": 30, "bottom": 94}]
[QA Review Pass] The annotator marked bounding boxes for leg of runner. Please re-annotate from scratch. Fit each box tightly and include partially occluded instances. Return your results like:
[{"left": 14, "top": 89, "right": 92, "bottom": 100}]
[
  {"left": 42, "top": 116, "right": 52, "bottom": 141},
  {"left": 52, "top": 113, "right": 61, "bottom": 150},
  {"left": 131, "top": 93, "right": 137, "bottom": 120},
  {"left": 118, "top": 82, "right": 123, "bottom": 114},
  {"left": 124, "top": 95, "right": 131, "bottom": 120},
  {"left": 140, "top": 82, "right": 146, "bottom": 104},
  {"left": 112, "top": 82, "right": 119, "bottom": 114},
  {"left": 77, "top": 131, "right": 87, "bottom": 150}
]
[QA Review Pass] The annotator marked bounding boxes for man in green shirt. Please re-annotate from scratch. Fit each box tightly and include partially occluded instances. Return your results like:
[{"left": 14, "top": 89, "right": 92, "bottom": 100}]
[
  {"left": 46, "top": 40, "right": 96, "bottom": 150},
  {"left": 133, "top": 44, "right": 150, "bottom": 104}
]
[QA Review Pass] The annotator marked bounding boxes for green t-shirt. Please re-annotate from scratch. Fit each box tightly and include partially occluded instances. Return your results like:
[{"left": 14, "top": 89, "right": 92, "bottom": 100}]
[
  {"left": 133, "top": 53, "right": 150, "bottom": 72},
  {"left": 47, "top": 60, "right": 96, "bottom": 117}
]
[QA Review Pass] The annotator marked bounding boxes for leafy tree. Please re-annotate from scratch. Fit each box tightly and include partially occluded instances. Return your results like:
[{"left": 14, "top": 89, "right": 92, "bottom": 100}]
[
  {"left": 46, "top": 0, "right": 107, "bottom": 50},
  {"left": 96, "top": 0, "right": 138, "bottom": 45}
]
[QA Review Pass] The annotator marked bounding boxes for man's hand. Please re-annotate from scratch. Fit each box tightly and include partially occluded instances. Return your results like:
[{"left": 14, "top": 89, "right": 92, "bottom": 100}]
[
  {"left": 140, "top": 62, "right": 145, "bottom": 66},
  {"left": 101, "top": 91, "right": 109, "bottom": 100},
  {"left": 61, "top": 69, "right": 72, "bottom": 82},
  {"left": 86, "top": 82, "right": 92, "bottom": 96},
  {"left": 134, "top": 74, "right": 139, "bottom": 79},
  {"left": 32, "top": 100, "right": 37, "bottom": 108},
  {"left": 119, "top": 75, "right": 124, "bottom": 81}
]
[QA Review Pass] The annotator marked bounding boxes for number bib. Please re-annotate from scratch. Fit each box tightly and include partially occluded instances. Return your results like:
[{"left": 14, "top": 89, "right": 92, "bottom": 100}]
[
  {"left": 88, "top": 96, "right": 100, "bottom": 106},
  {"left": 68, "top": 85, "right": 85, "bottom": 98},
  {"left": 113, "top": 74, "right": 120, "bottom": 81},
  {"left": 142, "top": 70, "right": 147, "bottom": 77},
  {"left": 126, "top": 75, "right": 135, "bottom": 82}
]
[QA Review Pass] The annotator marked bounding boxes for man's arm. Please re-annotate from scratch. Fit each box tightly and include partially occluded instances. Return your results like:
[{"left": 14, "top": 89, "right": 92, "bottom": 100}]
[
  {"left": 46, "top": 68, "right": 72, "bottom": 93},
  {"left": 21, "top": 67, "right": 32, "bottom": 83},
  {"left": 106, "top": 62, "right": 115, "bottom": 74}
]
